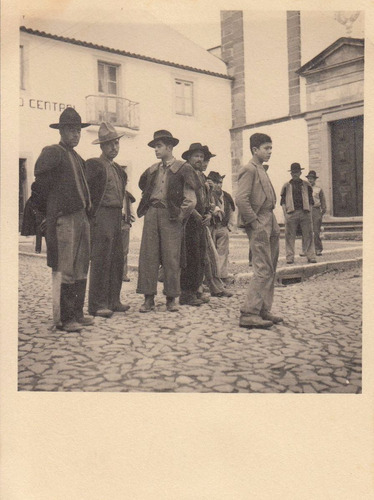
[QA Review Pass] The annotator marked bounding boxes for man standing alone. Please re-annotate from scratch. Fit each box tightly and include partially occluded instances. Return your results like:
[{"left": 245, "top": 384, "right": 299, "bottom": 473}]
[
  {"left": 86, "top": 122, "right": 129, "bottom": 317},
  {"left": 236, "top": 133, "right": 282, "bottom": 328}
]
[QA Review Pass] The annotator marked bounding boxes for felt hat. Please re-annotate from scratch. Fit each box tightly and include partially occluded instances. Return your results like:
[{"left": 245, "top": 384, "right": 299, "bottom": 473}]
[
  {"left": 181, "top": 142, "right": 206, "bottom": 160},
  {"left": 306, "top": 170, "right": 318, "bottom": 179},
  {"left": 92, "top": 122, "right": 126, "bottom": 144},
  {"left": 207, "top": 171, "right": 225, "bottom": 183},
  {"left": 203, "top": 145, "right": 216, "bottom": 160},
  {"left": 288, "top": 162, "right": 304, "bottom": 173},
  {"left": 148, "top": 130, "right": 179, "bottom": 148},
  {"left": 49, "top": 107, "right": 90, "bottom": 129}
]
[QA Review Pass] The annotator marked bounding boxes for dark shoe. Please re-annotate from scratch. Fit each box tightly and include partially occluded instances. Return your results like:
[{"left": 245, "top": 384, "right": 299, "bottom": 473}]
[
  {"left": 239, "top": 314, "right": 273, "bottom": 329},
  {"left": 112, "top": 303, "right": 130, "bottom": 313},
  {"left": 261, "top": 312, "right": 283, "bottom": 324},
  {"left": 179, "top": 294, "right": 202, "bottom": 306},
  {"left": 166, "top": 297, "right": 179, "bottom": 312},
  {"left": 307, "top": 258, "right": 317, "bottom": 263},
  {"left": 122, "top": 276, "right": 130, "bottom": 282},
  {"left": 286, "top": 260, "right": 294, "bottom": 264},
  {"left": 221, "top": 277, "right": 235, "bottom": 285},
  {"left": 94, "top": 308, "right": 113, "bottom": 318},
  {"left": 316, "top": 251, "right": 322, "bottom": 256},
  {"left": 196, "top": 292, "right": 210, "bottom": 303},
  {"left": 299, "top": 252, "right": 306, "bottom": 257},
  {"left": 61, "top": 321, "right": 83, "bottom": 332},
  {"left": 211, "top": 290, "right": 233, "bottom": 297},
  {"left": 76, "top": 315, "right": 95, "bottom": 326},
  {"left": 139, "top": 295, "right": 155, "bottom": 313}
]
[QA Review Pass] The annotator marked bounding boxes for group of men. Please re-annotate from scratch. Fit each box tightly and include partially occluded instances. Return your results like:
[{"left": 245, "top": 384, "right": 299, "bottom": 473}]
[
  {"left": 27, "top": 108, "right": 326, "bottom": 333},
  {"left": 27, "top": 108, "right": 235, "bottom": 333}
]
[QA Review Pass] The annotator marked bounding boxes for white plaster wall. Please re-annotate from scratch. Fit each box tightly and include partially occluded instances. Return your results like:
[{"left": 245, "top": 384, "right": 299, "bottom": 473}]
[
  {"left": 20, "top": 32, "right": 232, "bottom": 238},
  {"left": 241, "top": 118, "right": 309, "bottom": 222},
  {"left": 243, "top": 11, "right": 289, "bottom": 124}
]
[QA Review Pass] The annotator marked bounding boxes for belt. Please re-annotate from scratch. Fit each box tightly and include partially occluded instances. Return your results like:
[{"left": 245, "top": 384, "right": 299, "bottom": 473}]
[{"left": 151, "top": 201, "right": 167, "bottom": 209}]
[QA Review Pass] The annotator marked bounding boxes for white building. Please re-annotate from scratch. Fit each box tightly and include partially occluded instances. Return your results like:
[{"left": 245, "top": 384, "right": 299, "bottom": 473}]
[
  {"left": 19, "top": 11, "right": 232, "bottom": 235},
  {"left": 219, "top": 10, "right": 364, "bottom": 223}
]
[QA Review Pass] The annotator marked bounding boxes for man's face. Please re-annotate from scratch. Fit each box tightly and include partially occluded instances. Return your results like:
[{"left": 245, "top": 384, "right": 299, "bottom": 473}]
[
  {"left": 60, "top": 125, "right": 81, "bottom": 148},
  {"left": 291, "top": 170, "right": 302, "bottom": 180},
  {"left": 189, "top": 151, "right": 205, "bottom": 170},
  {"left": 307, "top": 177, "right": 316, "bottom": 186},
  {"left": 101, "top": 138, "right": 120, "bottom": 160},
  {"left": 213, "top": 180, "right": 223, "bottom": 193},
  {"left": 154, "top": 141, "right": 172, "bottom": 160},
  {"left": 253, "top": 142, "right": 272, "bottom": 163}
]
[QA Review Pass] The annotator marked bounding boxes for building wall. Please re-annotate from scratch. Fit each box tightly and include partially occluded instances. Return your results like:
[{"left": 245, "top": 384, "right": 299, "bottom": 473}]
[{"left": 19, "top": 32, "right": 232, "bottom": 237}]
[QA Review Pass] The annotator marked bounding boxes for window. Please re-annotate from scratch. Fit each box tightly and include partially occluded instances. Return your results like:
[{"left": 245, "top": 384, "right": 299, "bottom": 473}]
[
  {"left": 20, "top": 45, "right": 25, "bottom": 89},
  {"left": 98, "top": 62, "right": 119, "bottom": 95},
  {"left": 175, "top": 79, "right": 194, "bottom": 115}
]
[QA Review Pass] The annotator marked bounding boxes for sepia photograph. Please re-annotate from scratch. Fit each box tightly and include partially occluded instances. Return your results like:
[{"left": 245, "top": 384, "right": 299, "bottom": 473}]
[
  {"left": 2, "top": 0, "right": 374, "bottom": 499},
  {"left": 17, "top": 3, "right": 363, "bottom": 394}
]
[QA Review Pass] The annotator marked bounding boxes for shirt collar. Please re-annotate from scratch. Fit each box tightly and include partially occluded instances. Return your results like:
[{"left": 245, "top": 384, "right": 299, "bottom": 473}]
[{"left": 161, "top": 157, "right": 175, "bottom": 168}]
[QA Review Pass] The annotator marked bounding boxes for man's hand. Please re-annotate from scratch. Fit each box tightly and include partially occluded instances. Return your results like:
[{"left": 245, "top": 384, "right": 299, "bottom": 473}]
[{"left": 202, "top": 214, "right": 212, "bottom": 226}]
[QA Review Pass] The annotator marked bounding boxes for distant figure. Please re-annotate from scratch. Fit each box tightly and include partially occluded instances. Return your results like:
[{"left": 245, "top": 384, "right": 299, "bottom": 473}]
[
  {"left": 208, "top": 171, "right": 235, "bottom": 283},
  {"left": 121, "top": 189, "right": 136, "bottom": 281},
  {"left": 305, "top": 170, "right": 327, "bottom": 256},
  {"left": 86, "top": 122, "right": 129, "bottom": 318},
  {"left": 136, "top": 130, "right": 196, "bottom": 312},
  {"left": 236, "top": 133, "right": 282, "bottom": 329},
  {"left": 280, "top": 163, "right": 316, "bottom": 264}
]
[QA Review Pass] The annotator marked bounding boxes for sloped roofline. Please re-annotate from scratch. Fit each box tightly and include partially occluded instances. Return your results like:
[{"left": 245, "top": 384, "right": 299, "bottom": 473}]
[
  {"left": 297, "top": 37, "right": 364, "bottom": 75},
  {"left": 20, "top": 26, "right": 233, "bottom": 80}
]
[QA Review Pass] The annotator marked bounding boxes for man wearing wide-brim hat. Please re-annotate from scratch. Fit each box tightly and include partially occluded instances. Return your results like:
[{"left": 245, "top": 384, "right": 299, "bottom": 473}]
[
  {"left": 85, "top": 122, "right": 129, "bottom": 318},
  {"left": 136, "top": 130, "right": 197, "bottom": 312},
  {"left": 305, "top": 170, "right": 327, "bottom": 256},
  {"left": 29, "top": 107, "right": 93, "bottom": 332},
  {"left": 179, "top": 142, "right": 215, "bottom": 306},
  {"left": 280, "top": 162, "right": 317, "bottom": 264}
]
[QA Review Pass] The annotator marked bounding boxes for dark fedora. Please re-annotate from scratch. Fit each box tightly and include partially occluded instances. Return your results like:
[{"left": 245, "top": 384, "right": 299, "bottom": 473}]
[
  {"left": 148, "top": 130, "right": 179, "bottom": 148},
  {"left": 92, "top": 122, "right": 126, "bottom": 144},
  {"left": 203, "top": 145, "right": 216, "bottom": 160},
  {"left": 306, "top": 170, "right": 318, "bottom": 179},
  {"left": 182, "top": 142, "right": 206, "bottom": 160},
  {"left": 288, "top": 162, "right": 304, "bottom": 172},
  {"left": 207, "top": 171, "right": 225, "bottom": 183},
  {"left": 49, "top": 107, "right": 90, "bottom": 129}
]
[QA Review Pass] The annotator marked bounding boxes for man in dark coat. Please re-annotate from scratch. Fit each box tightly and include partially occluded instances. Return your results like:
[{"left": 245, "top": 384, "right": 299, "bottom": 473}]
[
  {"left": 136, "top": 130, "right": 197, "bottom": 312},
  {"left": 179, "top": 143, "right": 212, "bottom": 306},
  {"left": 29, "top": 107, "right": 93, "bottom": 332},
  {"left": 86, "top": 122, "right": 129, "bottom": 317}
]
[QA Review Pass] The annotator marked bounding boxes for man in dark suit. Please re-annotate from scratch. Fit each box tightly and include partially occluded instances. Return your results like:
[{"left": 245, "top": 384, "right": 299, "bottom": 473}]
[
  {"left": 86, "top": 122, "right": 129, "bottom": 318},
  {"left": 30, "top": 107, "right": 93, "bottom": 332}
]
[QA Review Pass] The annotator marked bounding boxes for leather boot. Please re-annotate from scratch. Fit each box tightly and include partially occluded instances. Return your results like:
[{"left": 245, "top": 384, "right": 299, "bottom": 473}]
[
  {"left": 60, "top": 283, "right": 83, "bottom": 332},
  {"left": 74, "top": 280, "right": 94, "bottom": 326},
  {"left": 166, "top": 297, "right": 179, "bottom": 312},
  {"left": 139, "top": 295, "right": 155, "bottom": 313}
]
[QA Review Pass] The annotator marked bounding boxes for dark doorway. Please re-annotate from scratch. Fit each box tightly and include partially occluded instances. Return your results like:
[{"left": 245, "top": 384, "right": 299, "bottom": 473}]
[
  {"left": 19, "top": 159, "right": 27, "bottom": 232},
  {"left": 330, "top": 116, "right": 363, "bottom": 217}
]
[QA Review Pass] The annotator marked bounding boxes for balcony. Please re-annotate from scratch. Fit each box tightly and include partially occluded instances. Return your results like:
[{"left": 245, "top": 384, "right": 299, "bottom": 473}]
[{"left": 85, "top": 95, "right": 140, "bottom": 130}]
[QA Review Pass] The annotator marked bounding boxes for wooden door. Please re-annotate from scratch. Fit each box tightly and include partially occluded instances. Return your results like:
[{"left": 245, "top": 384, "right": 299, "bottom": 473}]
[{"left": 330, "top": 116, "right": 363, "bottom": 217}]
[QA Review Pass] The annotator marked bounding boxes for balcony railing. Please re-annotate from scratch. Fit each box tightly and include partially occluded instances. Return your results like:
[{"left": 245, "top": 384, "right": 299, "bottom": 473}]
[{"left": 85, "top": 95, "right": 140, "bottom": 130}]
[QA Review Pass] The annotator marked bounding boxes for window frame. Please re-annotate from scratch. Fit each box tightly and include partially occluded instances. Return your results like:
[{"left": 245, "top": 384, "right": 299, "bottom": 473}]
[{"left": 174, "top": 78, "right": 194, "bottom": 116}]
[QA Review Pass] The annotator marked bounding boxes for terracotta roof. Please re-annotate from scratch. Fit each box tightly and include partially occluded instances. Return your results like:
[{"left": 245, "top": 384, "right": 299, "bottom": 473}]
[{"left": 20, "top": 21, "right": 232, "bottom": 80}]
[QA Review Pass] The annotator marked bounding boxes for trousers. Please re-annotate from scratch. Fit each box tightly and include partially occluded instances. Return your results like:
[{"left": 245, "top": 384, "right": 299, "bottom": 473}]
[
  {"left": 311, "top": 207, "right": 323, "bottom": 253},
  {"left": 212, "top": 225, "right": 230, "bottom": 278},
  {"left": 180, "top": 215, "right": 206, "bottom": 294},
  {"left": 285, "top": 209, "right": 316, "bottom": 261},
  {"left": 137, "top": 206, "right": 183, "bottom": 297},
  {"left": 121, "top": 221, "right": 131, "bottom": 278},
  {"left": 89, "top": 207, "right": 124, "bottom": 313},
  {"left": 241, "top": 210, "right": 279, "bottom": 315}
]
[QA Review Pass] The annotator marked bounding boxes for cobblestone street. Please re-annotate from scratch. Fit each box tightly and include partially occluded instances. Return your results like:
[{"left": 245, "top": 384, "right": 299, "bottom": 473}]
[{"left": 18, "top": 254, "right": 362, "bottom": 393}]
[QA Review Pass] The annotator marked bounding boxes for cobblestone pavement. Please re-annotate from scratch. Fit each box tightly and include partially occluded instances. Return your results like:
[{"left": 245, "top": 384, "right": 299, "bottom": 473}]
[{"left": 18, "top": 255, "right": 362, "bottom": 393}]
